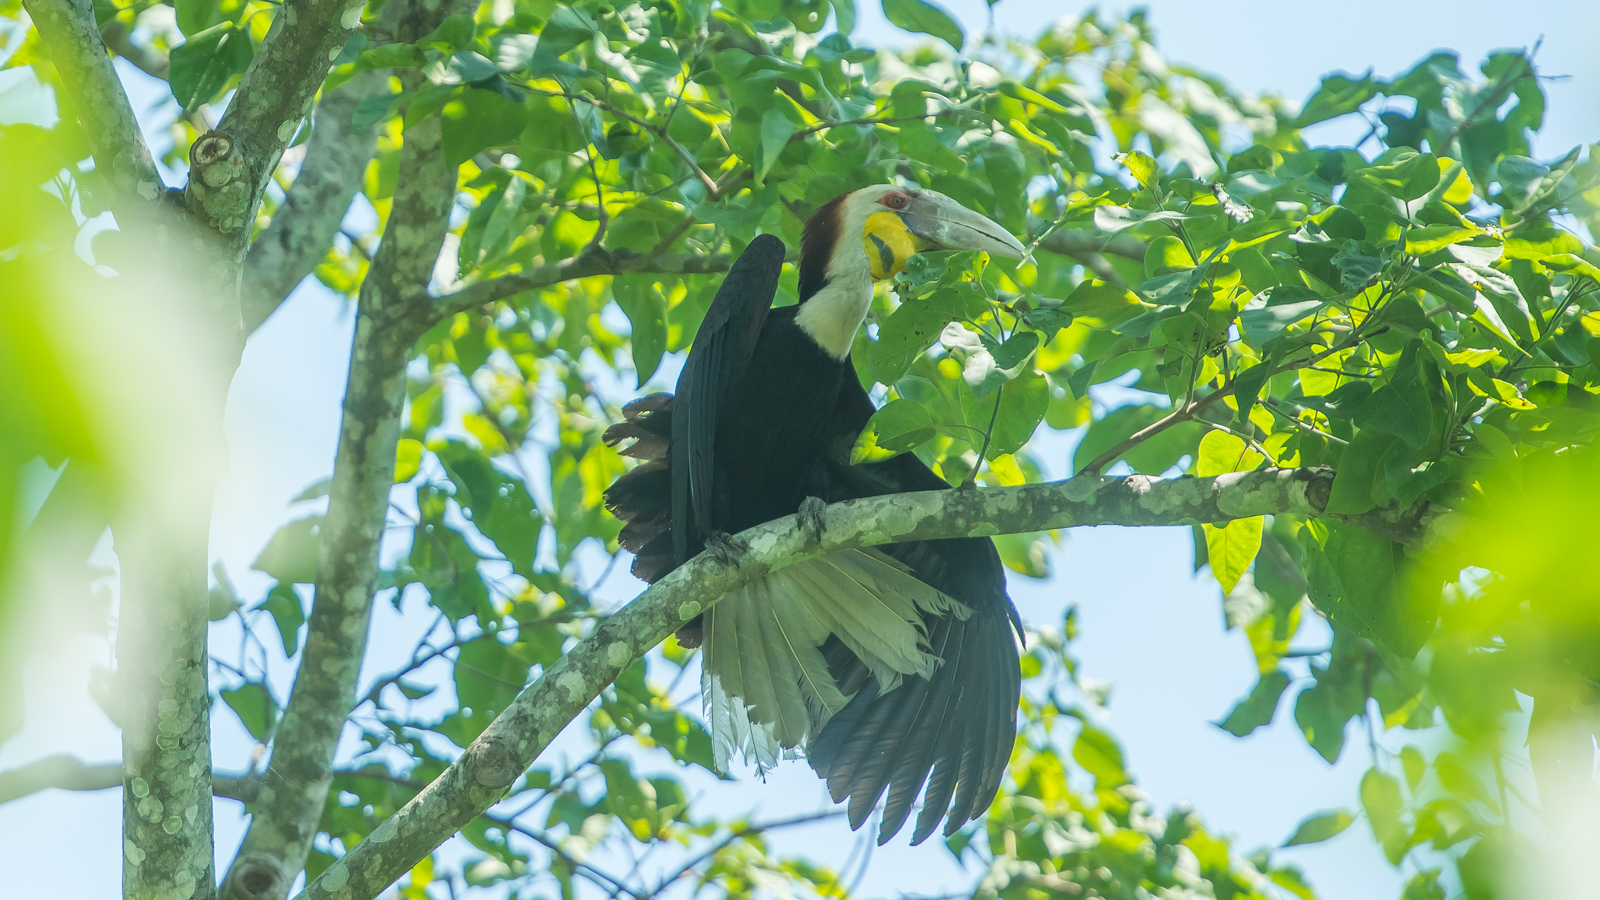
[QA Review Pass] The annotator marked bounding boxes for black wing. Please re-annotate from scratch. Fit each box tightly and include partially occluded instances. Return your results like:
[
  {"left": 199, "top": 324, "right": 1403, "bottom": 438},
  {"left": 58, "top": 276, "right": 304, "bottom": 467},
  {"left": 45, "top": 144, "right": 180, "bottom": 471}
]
[
  {"left": 670, "top": 234, "right": 787, "bottom": 563},
  {"left": 807, "top": 373, "right": 1023, "bottom": 845}
]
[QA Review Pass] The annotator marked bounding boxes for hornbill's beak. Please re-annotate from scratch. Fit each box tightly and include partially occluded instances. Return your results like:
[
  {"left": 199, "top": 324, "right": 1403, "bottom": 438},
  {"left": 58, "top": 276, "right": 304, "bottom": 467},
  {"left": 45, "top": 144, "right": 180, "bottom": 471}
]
[{"left": 897, "top": 191, "right": 1026, "bottom": 260}]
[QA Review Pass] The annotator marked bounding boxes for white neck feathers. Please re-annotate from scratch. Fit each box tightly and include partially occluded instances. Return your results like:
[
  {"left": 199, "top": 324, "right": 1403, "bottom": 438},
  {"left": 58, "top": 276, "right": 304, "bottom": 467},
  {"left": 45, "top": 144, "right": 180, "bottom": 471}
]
[{"left": 795, "top": 198, "right": 876, "bottom": 360}]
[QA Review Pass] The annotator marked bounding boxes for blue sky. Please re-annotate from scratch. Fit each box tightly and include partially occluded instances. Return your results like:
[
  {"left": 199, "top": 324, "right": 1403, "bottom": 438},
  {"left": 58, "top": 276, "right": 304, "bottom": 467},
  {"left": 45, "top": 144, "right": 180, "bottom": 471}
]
[{"left": 2, "top": 1, "right": 1596, "bottom": 897}]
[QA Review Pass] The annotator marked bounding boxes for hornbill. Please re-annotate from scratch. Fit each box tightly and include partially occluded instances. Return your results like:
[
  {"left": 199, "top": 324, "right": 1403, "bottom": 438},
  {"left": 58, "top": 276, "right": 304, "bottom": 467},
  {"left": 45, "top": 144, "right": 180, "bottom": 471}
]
[{"left": 603, "top": 185, "right": 1026, "bottom": 844}]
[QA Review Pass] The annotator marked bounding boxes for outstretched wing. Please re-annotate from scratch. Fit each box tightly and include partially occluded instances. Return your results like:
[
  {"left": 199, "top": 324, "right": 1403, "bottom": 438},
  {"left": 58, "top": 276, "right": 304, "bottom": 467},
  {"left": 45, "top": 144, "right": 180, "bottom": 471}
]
[
  {"left": 671, "top": 234, "right": 787, "bottom": 563},
  {"left": 807, "top": 373, "right": 1024, "bottom": 845}
]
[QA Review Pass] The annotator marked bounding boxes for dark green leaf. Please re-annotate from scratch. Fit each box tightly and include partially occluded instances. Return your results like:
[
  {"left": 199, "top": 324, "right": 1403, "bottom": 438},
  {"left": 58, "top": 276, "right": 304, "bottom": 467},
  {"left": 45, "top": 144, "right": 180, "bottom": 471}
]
[
  {"left": 881, "top": 0, "right": 964, "bottom": 50},
  {"left": 851, "top": 398, "right": 936, "bottom": 463},
  {"left": 169, "top": 22, "right": 255, "bottom": 110},
  {"left": 221, "top": 683, "right": 278, "bottom": 741},
  {"left": 1239, "top": 299, "right": 1325, "bottom": 345},
  {"left": 251, "top": 516, "right": 322, "bottom": 585},
  {"left": 1216, "top": 669, "right": 1290, "bottom": 737}
]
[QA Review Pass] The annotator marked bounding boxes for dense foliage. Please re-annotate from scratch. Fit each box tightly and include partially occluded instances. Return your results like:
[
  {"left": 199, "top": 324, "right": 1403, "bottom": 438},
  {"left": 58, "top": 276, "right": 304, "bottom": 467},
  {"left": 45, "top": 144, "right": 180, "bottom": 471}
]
[{"left": 5, "top": 0, "right": 1600, "bottom": 897}]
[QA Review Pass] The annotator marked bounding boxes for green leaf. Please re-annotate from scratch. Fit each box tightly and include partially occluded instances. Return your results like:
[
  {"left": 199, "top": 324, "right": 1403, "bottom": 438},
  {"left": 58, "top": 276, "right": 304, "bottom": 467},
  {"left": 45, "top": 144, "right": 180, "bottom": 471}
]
[
  {"left": 614, "top": 275, "right": 669, "bottom": 386},
  {"left": 1117, "top": 150, "right": 1158, "bottom": 189},
  {"left": 221, "top": 683, "right": 278, "bottom": 741},
  {"left": 251, "top": 516, "right": 323, "bottom": 585},
  {"left": 1296, "top": 72, "right": 1379, "bottom": 127},
  {"left": 1322, "top": 523, "right": 1435, "bottom": 657},
  {"left": 1404, "top": 225, "right": 1479, "bottom": 256},
  {"left": 455, "top": 636, "right": 531, "bottom": 716},
  {"left": 1435, "top": 751, "right": 1498, "bottom": 811},
  {"left": 442, "top": 89, "right": 529, "bottom": 166},
  {"left": 535, "top": 5, "right": 597, "bottom": 60},
  {"left": 986, "top": 369, "right": 1050, "bottom": 458},
  {"left": 1072, "top": 722, "right": 1128, "bottom": 787},
  {"left": 757, "top": 108, "right": 796, "bottom": 182},
  {"left": 1204, "top": 516, "right": 1262, "bottom": 595},
  {"left": 881, "top": 0, "right": 964, "bottom": 50},
  {"left": 1541, "top": 252, "right": 1600, "bottom": 286},
  {"left": 477, "top": 479, "right": 543, "bottom": 577},
  {"left": 1293, "top": 661, "right": 1360, "bottom": 763},
  {"left": 1356, "top": 151, "right": 1441, "bottom": 201},
  {"left": 1239, "top": 301, "right": 1325, "bottom": 345},
  {"left": 1325, "top": 430, "right": 1395, "bottom": 515},
  {"left": 1092, "top": 205, "right": 1196, "bottom": 234},
  {"left": 1402, "top": 745, "right": 1427, "bottom": 790},
  {"left": 1361, "top": 767, "right": 1406, "bottom": 863},
  {"left": 1196, "top": 429, "right": 1264, "bottom": 477},
  {"left": 1216, "top": 669, "right": 1290, "bottom": 737},
  {"left": 1061, "top": 280, "right": 1143, "bottom": 321},
  {"left": 1355, "top": 343, "right": 1433, "bottom": 449},
  {"left": 260, "top": 584, "right": 306, "bottom": 657},
  {"left": 351, "top": 92, "right": 402, "bottom": 131},
  {"left": 395, "top": 438, "right": 423, "bottom": 483},
  {"left": 851, "top": 398, "right": 935, "bottom": 463},
  {"left": 868, "top": 288, "right": 979, "bottom": 384},
  {"left": 1283, "top": 809, "right": 1354, "bottom": 847},
  {"left": 963, "top": 331, "right": 1037, "bottom": 399},
  {"left": 423, "top": 14, "right": 476, "bottom": 51},
  {"left": 169, "top": 22, "right": 255, "bottom": 110}
]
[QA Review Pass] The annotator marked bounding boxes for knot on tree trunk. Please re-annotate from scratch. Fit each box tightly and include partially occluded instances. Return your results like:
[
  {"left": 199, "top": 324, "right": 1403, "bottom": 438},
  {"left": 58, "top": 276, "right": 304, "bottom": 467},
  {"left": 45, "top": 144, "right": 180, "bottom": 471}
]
[
  {"left": 225, "top": 852, "right": 288, "bottom": 900},
  {"left": 186, "top": 131, "right": 254, "bottom": 234},
  {"left": 471, "top": 735, "right": 520, "bottom": 790}
]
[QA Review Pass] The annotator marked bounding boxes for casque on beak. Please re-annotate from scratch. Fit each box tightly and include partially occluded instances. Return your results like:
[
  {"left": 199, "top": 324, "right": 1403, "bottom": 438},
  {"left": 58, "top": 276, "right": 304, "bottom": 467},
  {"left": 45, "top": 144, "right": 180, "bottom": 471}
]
[{"left": 897, "top": 191, "right": 1026, "bottom": 260}]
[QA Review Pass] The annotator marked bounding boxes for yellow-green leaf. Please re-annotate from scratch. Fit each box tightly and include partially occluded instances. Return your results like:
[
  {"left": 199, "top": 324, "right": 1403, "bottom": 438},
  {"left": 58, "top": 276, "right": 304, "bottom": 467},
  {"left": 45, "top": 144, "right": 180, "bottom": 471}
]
[
  {"left": 395, "top": 438, "right": 424, "bottom": 483},
  {"left": 1117, "top": 150, "right": 1158, "bottom": 188},
  {"left": 1204, "top": 516, "right": 1263, "bottom": 594},
  {"left": 1196, "top": 429, "right": 1264, "bottom": 477}
]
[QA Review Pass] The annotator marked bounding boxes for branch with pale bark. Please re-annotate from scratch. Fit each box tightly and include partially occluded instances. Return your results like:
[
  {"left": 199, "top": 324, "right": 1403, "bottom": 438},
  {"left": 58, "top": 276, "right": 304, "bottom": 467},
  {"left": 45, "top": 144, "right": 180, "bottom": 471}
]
[
  {"left": 427, "top": 247, "right": 739, "bottom": 325},
  {"left": 196, "top": 0, "right": 368, "bottom": 232},
  {"left": 243, "top": 71, "right": 389, "bottom": 333},
  {"left": 219, "top": 47, "right": 466, "bottom": 900},
  {"left": 0, "top": 755, "right": 361, "bottom": 807},
  {"left": 21, "top": 0, "right": 163, "bottom": 210},
  {"left": 291, "top": 466, "right": 1450, "bottom": 900}
]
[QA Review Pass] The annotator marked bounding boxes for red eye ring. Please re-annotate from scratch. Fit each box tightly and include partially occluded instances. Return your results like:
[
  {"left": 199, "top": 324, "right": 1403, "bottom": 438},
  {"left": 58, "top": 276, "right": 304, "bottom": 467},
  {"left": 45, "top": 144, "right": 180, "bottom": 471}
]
[{"left": 881, "top": 191, "right": 910, "bottom": 210}]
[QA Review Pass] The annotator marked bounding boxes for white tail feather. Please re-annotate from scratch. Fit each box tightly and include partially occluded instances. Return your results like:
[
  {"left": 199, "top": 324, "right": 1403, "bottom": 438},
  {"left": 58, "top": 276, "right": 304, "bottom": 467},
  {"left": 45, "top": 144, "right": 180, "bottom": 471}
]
[{"left": 701, "top": 549, "right": 969, "bottom": 773}]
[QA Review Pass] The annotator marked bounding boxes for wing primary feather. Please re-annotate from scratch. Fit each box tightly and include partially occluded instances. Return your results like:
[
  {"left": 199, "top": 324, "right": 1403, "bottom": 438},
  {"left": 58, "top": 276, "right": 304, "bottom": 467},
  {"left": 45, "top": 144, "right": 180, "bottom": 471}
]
[{"left": 874, "top": 615, "right": 963, "bottom": 843}]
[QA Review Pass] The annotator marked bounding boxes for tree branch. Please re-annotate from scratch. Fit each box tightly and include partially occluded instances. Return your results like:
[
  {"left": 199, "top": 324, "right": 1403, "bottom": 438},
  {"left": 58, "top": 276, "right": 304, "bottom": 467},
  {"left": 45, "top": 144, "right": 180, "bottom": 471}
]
[
  {"left": 292, "top": 467, "right": 1451, "bottom": 900},
  {"left": 0, "top": 754, "right": 120, "bottom": 803},
  {"left": 243, "top": 70, "right": 388, "bottom": 333},
  {"left": 424, "top": 248, "right": 738, "bottom": 329},
  {"left": 0, "top": 756, "right": 335, "bottom": 808},
  {"left": 22, "top": 0, "right": 163, "bottom": 208},
  {"left": 1038, "top": 228, "right": 1147, "bottom": 262},
  {"left": 220, "top": 59, "right": 462, "bottom": 900},
  {"left": 116, "top": 476, "right": 220, "bottom": 900},
  {"left": 197, "top": 0, "right": 368, "bottom": 233}
]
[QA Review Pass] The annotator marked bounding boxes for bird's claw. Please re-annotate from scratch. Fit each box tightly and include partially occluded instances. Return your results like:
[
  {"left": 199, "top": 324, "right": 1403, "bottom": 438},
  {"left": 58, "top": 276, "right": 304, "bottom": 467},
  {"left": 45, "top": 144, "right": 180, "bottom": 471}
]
[
  {"left": 798, "top": 496, "right": 827, "bottom": 548},
  {"left": 705, "top": 531, "right": 747, "bottom": 568}
]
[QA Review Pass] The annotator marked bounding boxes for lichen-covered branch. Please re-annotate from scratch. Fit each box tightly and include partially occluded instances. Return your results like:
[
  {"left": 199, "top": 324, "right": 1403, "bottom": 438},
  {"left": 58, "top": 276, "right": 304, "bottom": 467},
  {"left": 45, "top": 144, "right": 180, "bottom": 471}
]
[
  {"left": 243, "top": 71, "right": 388, "bottom": 333},
  {"left": 207, "top": 0, "right": 367, "bottom": 224},
  {"left": 292, "top": 466, "right": 1450, "bottom": 900},
  {"left": 0, "top": 755, "right": 259, "bottom": 806},
  {"left": 116, "top": 482, "right": 219, "bottom": 900},
  {"left": 0, "top": 754, "right": 120, "bottom": 804},
  {"left": 426, "top": 248, "right": 737, "bottom": 327},
  {"left": 1038, "top": 228, "right": 1146, "bottom": 261},
  {"left": 220, "top": 74, "right": 460, "bottom": 900},
  {"left": 21, "top": 0, "right": 163, "bottom": 207}
]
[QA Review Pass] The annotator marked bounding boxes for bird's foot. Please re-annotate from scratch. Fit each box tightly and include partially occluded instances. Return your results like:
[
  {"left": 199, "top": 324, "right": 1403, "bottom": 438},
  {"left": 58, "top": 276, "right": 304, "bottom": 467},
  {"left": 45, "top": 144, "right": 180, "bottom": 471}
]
[
  {"left": 798, "top": 496, "right": 828, "bottom": 548},
  {"left": 705, "top": 531, "right": 747, "bottom": 568}
]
